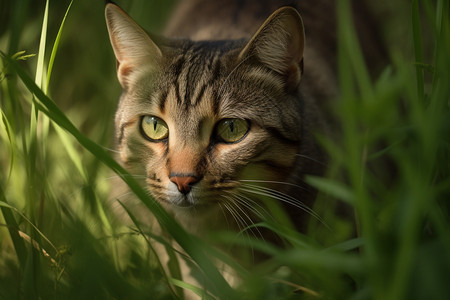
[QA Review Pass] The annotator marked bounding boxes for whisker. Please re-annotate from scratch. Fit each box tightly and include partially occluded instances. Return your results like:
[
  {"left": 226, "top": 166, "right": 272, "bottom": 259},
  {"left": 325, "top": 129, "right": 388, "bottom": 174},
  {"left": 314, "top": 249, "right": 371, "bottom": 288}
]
[
  {"left": 102, "top": 146, "right": 120, "bottom": 154},
  {"left": 223, "top": 191, "right": 272, "bottom": 222},
  {"left": 222, "top": 195, "right": 265, "bottom": 242},
  {"left": 221, "top": 201, "right": 246, "bottom": 238},
  {"left": 295, "top": 154, "right": 327, "bottom": 167},
  {"left": 238, "top": 183, "right": 328, "bottom": 228},
  {"left": 238, "top": 179, "right": 309, "bottom": 191},
  {"left": 221, "top": 200, "right": 256, "bottom": 261},
  {"left": 218, "top": 203, "right": 232, "bottom": 232},
  {"left": 240, "top": 184, "right": 310, "bottom": 211},
  {"left": 103, "top": 174, "right": 148, "bottom": 181}
]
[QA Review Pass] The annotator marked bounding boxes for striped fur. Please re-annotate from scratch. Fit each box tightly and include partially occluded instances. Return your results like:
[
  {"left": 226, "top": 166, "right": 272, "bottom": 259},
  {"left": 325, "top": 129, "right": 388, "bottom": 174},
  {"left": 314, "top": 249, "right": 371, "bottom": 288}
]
[
  {"left": 106, "top": 2, "right": 325, "bottom": 229},
  {"left": 104, "top": 1, "right": 388, "bottom": 295},
  {"left": 105, "top": 1, "right": 334, "bottom": 295}
]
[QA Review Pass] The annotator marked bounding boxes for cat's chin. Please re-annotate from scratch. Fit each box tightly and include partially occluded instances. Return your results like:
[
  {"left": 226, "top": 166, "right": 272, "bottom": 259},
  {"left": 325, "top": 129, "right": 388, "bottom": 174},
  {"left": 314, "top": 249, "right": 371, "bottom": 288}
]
[
  {"left": 167, "top": 200, "right": 214, "bottom": 211},
  {"left": 155, "top": 185, "right": 224, "bottom": 212},
  {"left": 158, "top": 195, "right": 217, "bottom": 212}
]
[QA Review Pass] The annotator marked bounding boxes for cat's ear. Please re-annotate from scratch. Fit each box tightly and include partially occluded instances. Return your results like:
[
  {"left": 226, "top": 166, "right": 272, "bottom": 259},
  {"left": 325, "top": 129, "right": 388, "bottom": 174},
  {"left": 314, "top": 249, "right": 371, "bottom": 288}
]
[
  {"left": 105, "top": 3, "right": 162, "bottom": 88},
  {"left": 238, "top": 7, "right": 305, "bottom": 91}
]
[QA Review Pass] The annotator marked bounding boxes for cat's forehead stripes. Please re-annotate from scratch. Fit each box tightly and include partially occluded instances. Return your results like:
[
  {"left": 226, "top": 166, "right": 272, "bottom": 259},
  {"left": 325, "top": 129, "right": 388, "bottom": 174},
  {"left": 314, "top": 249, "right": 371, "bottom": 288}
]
[{"left": 158, "top": 43, "right": 225, "bottom": 115}]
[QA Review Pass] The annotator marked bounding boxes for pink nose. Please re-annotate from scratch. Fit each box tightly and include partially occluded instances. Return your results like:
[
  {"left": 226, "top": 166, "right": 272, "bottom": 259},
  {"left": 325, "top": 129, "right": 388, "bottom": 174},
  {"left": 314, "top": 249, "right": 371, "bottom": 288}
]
[{"left": 169, "top": 175, "right": 198, "bottom": 194}]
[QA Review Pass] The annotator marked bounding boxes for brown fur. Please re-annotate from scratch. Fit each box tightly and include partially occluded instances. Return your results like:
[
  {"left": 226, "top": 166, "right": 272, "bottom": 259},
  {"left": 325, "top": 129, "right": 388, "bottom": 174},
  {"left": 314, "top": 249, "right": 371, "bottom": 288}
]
[{"left": 105, "top": 0, "right": 384, "bottom": 296}]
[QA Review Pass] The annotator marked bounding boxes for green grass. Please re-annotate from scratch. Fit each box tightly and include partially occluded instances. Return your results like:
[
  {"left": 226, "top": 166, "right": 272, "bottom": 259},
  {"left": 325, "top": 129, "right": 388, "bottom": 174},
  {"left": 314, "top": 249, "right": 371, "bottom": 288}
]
[{"left": 1, "top": 0, "right": 449, "bottom": 299}]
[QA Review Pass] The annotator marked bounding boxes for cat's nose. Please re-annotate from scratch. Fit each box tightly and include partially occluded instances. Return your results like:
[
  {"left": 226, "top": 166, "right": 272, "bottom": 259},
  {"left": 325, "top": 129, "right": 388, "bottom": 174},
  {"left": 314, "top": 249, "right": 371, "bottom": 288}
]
[{"left": 169, "top": 175, "right": 199, "bottom": 194}]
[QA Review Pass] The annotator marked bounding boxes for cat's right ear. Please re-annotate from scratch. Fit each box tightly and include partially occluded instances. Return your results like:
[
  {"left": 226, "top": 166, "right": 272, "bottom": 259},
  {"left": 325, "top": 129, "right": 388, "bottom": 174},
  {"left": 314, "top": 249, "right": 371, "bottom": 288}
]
[{"left": 105, "top": 3, "right": 162, "bottom": 88}]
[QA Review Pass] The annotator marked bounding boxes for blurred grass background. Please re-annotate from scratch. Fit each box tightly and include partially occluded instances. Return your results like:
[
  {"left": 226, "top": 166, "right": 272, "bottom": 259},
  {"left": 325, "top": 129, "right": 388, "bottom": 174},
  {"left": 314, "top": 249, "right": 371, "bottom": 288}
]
[{"left": 1, "top": 0, "right": 449, "bottom": 299}]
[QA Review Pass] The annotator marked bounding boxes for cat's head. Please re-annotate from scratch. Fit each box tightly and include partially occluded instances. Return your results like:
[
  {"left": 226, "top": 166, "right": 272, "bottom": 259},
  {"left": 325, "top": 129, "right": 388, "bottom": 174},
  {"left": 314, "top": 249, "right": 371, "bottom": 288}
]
[{"left": 105, "top": 3, "right": 308, "bottom": 217}]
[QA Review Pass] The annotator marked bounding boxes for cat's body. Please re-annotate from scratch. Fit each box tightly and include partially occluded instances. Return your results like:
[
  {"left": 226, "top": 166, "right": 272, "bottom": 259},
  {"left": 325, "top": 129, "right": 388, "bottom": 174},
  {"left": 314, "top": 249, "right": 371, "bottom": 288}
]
[{"left": 105, "top": 0, "right": 383, "bottom": 296}]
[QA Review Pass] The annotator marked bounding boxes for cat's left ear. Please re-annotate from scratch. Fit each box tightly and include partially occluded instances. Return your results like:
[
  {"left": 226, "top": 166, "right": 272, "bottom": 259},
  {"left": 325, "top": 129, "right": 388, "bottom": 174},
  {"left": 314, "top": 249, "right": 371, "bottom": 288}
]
[
  {"left": 105, "top": 3, "right": 162, "bottom": 88},
  {"left": 238, "top": 7, "right": 305, "bottom": 92}
]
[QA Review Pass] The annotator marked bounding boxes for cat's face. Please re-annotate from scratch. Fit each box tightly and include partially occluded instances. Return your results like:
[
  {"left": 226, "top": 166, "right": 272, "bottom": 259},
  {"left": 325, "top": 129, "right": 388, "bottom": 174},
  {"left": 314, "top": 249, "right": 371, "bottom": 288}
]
[{"left": 106, "top": 4, "right": 305, "bottom": 216}]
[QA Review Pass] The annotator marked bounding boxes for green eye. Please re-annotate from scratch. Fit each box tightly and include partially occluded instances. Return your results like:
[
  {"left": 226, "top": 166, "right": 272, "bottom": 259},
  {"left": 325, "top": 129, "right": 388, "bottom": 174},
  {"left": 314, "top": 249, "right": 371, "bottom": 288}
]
[
  {"left": 141, "top": 116, "right": 169, "bottom": 141},
  {"left": 216, "top": 118, "right": 249, "bottom": 143}
]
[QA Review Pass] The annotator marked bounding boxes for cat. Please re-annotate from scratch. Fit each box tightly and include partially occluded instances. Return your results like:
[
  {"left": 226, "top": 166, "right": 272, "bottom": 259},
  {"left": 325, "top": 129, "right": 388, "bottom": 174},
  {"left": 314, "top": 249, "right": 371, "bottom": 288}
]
[
  {"left": 106, "top": 0, "right": 328, "bottom": 230},
  {"left": 104, "top": 0, "right": 382, "bottom": 297}
]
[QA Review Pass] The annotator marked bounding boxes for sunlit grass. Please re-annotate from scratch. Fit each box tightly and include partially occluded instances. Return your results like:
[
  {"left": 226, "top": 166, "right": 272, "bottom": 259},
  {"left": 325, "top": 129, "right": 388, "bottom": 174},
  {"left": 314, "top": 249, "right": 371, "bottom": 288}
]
[{"left": 1, "top": 0, "right": 449, "bottom": 299}]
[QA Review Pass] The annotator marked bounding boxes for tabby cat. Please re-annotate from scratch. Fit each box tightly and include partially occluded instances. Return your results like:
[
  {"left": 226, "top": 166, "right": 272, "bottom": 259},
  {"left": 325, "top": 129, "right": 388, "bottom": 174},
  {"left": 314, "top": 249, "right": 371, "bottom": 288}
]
[{"left": 105, "top": 0, "right": 338, "bottom": 295}]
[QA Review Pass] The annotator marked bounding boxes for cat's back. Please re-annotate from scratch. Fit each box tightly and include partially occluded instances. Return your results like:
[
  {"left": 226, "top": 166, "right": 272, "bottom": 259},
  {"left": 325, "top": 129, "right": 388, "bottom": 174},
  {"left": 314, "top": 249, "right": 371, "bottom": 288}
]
[
  {"left": 164, "top": 0, "right": 295, "bottom": 40},
  {"left": 164, "top": 0, "right": 335, "bottom": 51},
  {"left": 164, "top": 0, "right": 385, "bottom": 81}
]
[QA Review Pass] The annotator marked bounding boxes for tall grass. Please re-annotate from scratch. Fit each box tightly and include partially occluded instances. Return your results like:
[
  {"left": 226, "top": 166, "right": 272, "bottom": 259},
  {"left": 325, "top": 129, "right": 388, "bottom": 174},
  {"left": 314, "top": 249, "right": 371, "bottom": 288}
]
[{"left": 1, "top": 0, "right": 449, "bottom": 299}]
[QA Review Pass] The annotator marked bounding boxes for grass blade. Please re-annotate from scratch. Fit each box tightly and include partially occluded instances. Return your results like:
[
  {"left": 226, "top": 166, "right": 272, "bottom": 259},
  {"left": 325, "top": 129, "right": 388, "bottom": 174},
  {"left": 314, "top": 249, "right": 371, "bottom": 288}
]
[
  {"left": 306, "top": 176, "right": 354, "bottom": 204},
  {"left": 169, "top": 277, "right": 216, "bottom": 300},
  {"left": 4, "top": 54, "right": 237, "bottom": 299},
  {"left": 46, "top": 0, "right": 73, "bottom": 91},
  {"left": 0, "top": 109, "right": 16, "bottom": 182},
  {"left": 0, "top": 185, "right": 27, "bottom": 269},
  {"left": 0, "top": 201, "right": 58, "bottom": 255},
  {"left": 412, "top": 0, "right": 425, "bottom": 103},
  {"left": 35, "top": 0, "right": 48, "bottom": 89}
]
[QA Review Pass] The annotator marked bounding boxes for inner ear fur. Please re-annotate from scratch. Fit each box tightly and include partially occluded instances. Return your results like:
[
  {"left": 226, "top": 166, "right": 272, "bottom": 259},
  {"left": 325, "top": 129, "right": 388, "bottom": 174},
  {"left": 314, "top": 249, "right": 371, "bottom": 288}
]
[{"left": 105, "top": 3, "right": 162, "bottom": 88}]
